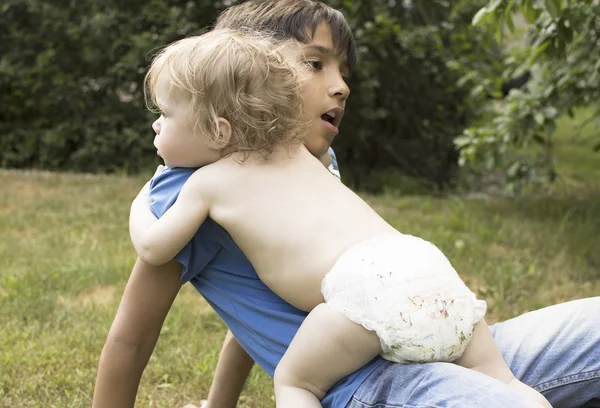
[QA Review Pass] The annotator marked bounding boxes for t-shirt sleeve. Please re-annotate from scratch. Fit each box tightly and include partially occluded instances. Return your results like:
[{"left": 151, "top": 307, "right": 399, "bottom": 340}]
[{"left": 327, "top": 147, "right": 341, "bottom": 181}]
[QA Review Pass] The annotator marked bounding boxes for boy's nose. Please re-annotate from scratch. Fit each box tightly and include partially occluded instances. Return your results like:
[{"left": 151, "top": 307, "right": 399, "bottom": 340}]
[{"left": 330, "top": 76, "right": 350, "bottom": 102}]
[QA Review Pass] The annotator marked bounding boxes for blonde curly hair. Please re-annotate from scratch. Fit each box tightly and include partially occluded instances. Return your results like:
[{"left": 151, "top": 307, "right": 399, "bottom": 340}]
[{"left": 145, "top": 29, "right": 305, "bottom": 159}]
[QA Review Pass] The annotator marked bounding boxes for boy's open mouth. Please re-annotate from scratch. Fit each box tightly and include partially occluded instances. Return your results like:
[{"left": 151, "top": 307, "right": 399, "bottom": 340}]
[
  {"left": 320, "top": 107, "right": 344, "bottom": 128},
  {"left": 321, "top": 112, "right": 335, "bottom": 123}
]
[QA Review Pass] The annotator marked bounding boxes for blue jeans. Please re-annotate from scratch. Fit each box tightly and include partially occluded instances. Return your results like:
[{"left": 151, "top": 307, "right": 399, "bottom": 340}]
[{"left": 347, "top": 297, "right": 600, "bottom": 408}]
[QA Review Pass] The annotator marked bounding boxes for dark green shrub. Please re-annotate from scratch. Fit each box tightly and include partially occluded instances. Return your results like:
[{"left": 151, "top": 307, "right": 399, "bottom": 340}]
[{"left": 1, "top": 0, "right": 500, "bottom": 189}]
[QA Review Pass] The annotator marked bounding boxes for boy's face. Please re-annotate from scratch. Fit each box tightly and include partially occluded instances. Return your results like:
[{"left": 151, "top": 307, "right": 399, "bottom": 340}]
[
  {"left": 293, "top": 23, "right": 350, "bottom": 157},
  {"left": 151, "top": 71, "right": 221, "bottom": 168}
]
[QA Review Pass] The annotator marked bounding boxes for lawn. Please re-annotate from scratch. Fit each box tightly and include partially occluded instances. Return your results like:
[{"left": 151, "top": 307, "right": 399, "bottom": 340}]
[{"left": 1, "top": 112, "right": 598, "bottom": 407}]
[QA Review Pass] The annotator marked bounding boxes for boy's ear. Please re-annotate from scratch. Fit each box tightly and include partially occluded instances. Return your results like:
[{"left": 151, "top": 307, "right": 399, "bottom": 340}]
[{"left": 217, "top": 117, "right": 232, "bottom": 146}]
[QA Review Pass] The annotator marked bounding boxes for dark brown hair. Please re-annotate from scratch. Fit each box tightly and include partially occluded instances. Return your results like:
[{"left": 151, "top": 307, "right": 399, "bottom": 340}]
[{"left": 215, "top": 0, "right": 356, "bottom": 70}]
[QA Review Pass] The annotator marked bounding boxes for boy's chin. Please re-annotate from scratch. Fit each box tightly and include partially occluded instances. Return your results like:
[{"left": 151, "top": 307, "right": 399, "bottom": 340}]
[{"left": 304, "top": 138, "right": 331, "bottom": 158}]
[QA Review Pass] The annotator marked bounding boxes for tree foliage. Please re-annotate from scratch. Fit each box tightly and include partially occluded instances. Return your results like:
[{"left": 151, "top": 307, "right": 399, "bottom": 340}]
[
  {"left": 0, "top": 0, "right": 224, "bottom": 173},
  {"left": 1, "top": 0, "right": 503, "bottom": 189},
  {"left": 457, "top": 0, "right": 600, "bottom": 190},
  {"left": 331, "top": 0, "right": 499, "bottom": 188}
]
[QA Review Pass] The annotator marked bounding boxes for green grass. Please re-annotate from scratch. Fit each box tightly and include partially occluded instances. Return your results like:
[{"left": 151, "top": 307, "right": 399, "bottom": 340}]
[
  {"left": 1, "top": 115, "right": 598, "bottom": 407},
  {"left": 551, "top": 107, "right": 600, "bottom": 191}
]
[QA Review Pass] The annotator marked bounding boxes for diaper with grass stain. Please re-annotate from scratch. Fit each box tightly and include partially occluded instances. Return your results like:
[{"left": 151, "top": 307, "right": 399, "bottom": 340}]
[{"left": 321, "top": 233, "right": 487, "bottom": 363}]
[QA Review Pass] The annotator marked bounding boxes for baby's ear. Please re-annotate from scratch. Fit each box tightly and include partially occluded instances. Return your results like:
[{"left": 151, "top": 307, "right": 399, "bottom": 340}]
[{"left": 216, "top": 117, "right": 232, "bottom": 147}]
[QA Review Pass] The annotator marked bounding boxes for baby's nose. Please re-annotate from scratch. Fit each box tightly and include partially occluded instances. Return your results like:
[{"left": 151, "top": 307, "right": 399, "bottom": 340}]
[{"left": 152, "top": 118, "right": 161, "bottom": 134}]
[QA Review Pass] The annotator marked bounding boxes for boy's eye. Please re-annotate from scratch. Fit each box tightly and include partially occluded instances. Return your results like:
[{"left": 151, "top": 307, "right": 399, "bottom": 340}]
[{"left": 306, "top": 60, "right": 322, "bottom": 70}]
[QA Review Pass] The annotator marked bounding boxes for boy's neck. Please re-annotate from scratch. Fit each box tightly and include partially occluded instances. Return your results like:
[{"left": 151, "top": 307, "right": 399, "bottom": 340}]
[{"left": 227, "top": 142, "right": 306, "bottom": 163}]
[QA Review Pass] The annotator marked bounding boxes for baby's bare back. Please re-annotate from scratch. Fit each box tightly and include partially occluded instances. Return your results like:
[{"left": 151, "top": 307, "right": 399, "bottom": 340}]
[{"left": 204, "top": 146, "right": 397, "bottom": 312}]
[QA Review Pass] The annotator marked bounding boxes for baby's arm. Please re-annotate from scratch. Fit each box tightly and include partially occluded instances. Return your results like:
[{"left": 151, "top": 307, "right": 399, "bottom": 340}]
[
  {"left": 273, "top": 304, "right": 381, "bottom": 407},
  {"left": 129, "top": 178, "right": 161, "bottom": 247},
  {"left": 133, "top": 169, "right": 211, "bottom": 265}
]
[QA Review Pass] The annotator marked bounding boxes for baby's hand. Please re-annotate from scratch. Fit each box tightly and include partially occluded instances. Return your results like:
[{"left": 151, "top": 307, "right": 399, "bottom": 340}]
[{"left": 154, "top": 164, "right": 165, "bottom": 176}]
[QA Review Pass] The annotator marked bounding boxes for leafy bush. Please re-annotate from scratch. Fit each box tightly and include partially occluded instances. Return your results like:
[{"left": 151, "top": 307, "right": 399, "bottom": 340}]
[
  {"left": 332, "top": 0, "right": 500, "bottom": 189},
  {"left": 1, "top": 0, "right": 501, "bottom": 189},
  {"left": 457, "top": 0, "right": 600, "bottom": 191},
  {"left": 0, "top": 0, "right": 222, "bottom": 172}
]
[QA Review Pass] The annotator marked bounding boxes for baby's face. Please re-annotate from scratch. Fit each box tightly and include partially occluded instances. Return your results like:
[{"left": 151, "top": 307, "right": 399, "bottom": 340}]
[
  {"left": 283, "top": 23, "right": 350, "bottom": 158},
  {"left": 151, "top": 71, "right": 221, "bottom": 169}
]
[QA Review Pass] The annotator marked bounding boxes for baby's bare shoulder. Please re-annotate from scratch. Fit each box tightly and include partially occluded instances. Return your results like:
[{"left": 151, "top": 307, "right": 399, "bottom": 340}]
[
  {"left": 185, "top": 162, "right": 229, "bottom": 191},
  {"left": 186, "top": 158, "right": 248, "bottom": 194}
]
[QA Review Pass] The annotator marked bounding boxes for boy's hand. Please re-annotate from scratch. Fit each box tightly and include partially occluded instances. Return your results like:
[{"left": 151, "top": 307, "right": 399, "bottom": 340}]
[
  {"left": 153, "top": 164, "right": 165, "bottom": 177},
  {"left": 181, "top": 402, "right": 207, "bottom": 408},
  {"left": 319, "top": 152, "right": 332, "bottom": 167}
]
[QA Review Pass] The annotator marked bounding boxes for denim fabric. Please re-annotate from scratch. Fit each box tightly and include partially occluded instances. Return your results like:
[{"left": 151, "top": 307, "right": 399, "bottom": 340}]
[{"left": 347, "top": 297, "right": 600, "bottom": 408}]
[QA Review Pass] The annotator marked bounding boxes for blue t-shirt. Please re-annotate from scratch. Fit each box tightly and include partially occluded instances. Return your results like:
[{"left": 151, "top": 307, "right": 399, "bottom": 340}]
[{"left": 148, "top": 149, "right": 384, "bottom": 407}]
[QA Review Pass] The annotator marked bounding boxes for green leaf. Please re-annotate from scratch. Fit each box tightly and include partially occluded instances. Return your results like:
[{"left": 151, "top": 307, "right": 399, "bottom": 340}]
[
  {"left": 457, "top": 72, "right": 475, "bottom": 87},
  {"left": 543, "top": 85, "right": 556, "bottom": 98},
  {"left": 471, "top": 84, "right": 486, "bottom": 97},
  {"left": 488, "top": 0, "right": 503, "bottom": 12},
  {"left": 472, "top": 7, "right": 491, "bottom": 26},
  {"left": 505, "top": 13, "right": 515, "bottom": 33},
  {"left": 505, "top": 0, "right": 517, "bottom": 33},
  {"left": 507, "top": 161, "right": 521, "bottom": 177},
  {"left": 523, "top": 1, "right": 539, "bottom": 23},
  {"left": 543, "top": 106, "right": 558, "bottom": 119},
  {"left": 527, "top": 40, "right": 551, "bottom": 64},
  {"left": 534, "top": 112, "right": 545, "bottom": 125},
  {"left": 495, "top": 17, "right": 505, "bottom": 43},
  {"left": 454, "top": 135, "right": 474, "bottom": 148},
  {"left": 544, "top": 0, "right": 561, "bottom": 18}
]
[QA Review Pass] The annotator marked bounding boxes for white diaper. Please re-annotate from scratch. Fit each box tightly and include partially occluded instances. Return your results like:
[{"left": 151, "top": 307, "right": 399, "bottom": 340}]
[{"left": 321, "top": 234, "right": 486, "bottom": 364}]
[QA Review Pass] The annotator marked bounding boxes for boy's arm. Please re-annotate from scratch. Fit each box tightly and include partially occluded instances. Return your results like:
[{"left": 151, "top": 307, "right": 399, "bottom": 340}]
[
  {"left": 202, "top": 330, "right": 255, "bottom": 408},
  {"left": 129, "top": 169, "right": 253, "bottom": 407},
  {"left": 93, "top": 258, "right": 182, "bottom": 407},
  {"left": 132, "top": 171, "right": 210, "bottom": 265}
]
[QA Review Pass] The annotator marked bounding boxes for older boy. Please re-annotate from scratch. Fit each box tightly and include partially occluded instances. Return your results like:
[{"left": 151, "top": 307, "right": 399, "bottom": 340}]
[{"left": 93, "top": 1, "right": 600, "bottom": 407}]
